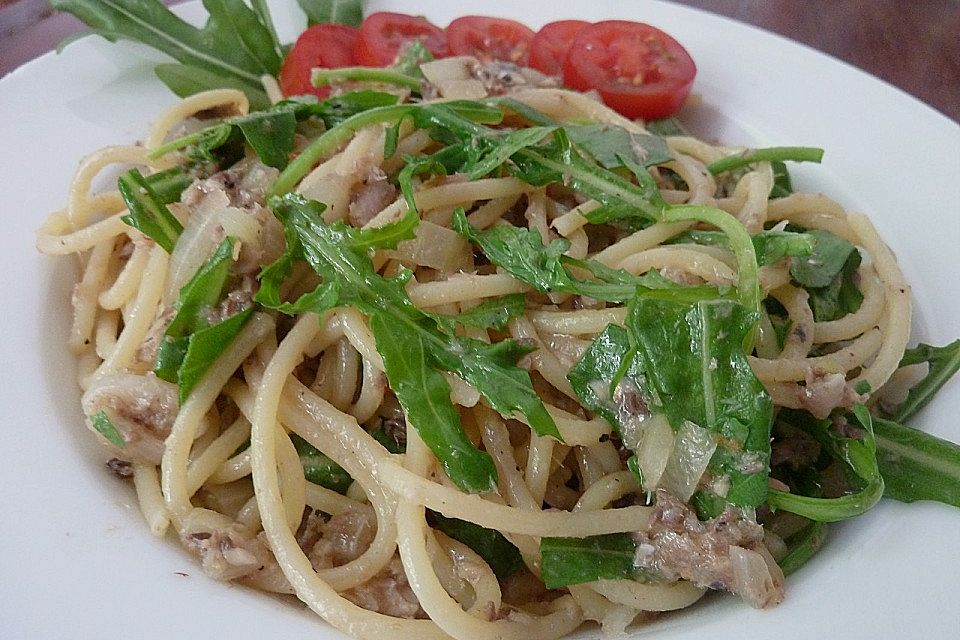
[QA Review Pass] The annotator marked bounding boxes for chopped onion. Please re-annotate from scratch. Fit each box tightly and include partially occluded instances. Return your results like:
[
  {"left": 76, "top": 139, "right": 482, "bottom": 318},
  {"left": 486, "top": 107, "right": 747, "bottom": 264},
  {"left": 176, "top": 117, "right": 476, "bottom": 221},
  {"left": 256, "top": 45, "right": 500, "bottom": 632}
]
[
  {"left": 634, "top": 413, "right": 674, "bottom": 491},
  {"left": 728, "top": 545, "right": 785, "bottom": 609},
  {"left": 219, "top": 205, "right": 261, "bottom": 246},
  {"left": 436, "top": 79, "right": 488, "bottom": 100},
  {"left": 389, "top": 220, "right": 473, "bottom": 272},
  {"left": 658, "top": 420, "right": 717, "bottom": 501},
  {"left": 164, "top": 188, "right": 229, "bottom": 302},
  {"left": 420, "top": 56, "right": 477, "bottom": 84},
  {"left": 420, "top": 56, "right": 490, "bottom": 100}
]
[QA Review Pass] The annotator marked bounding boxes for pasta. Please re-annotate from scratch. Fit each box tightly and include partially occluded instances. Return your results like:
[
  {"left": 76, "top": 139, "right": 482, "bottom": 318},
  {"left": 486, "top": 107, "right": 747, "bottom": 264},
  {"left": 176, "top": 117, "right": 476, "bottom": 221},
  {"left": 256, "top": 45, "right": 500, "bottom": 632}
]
[{"left": 38, "top": 77, "right": 915, "bottom": 640}]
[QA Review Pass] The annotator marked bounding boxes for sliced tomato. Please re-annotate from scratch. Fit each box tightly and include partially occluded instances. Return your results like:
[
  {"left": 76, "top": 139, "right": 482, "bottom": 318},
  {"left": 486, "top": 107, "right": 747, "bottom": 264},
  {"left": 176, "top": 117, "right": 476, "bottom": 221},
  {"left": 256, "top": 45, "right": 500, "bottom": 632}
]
[
  {"left": 279, "top": 23, "right": 359, "bottom": 98},
  {"left": 528, "top": 20, "right": 589, "bottom": 76},
  {"left": 562, "top": 21, "right": 696, "bottom": 120},
  {"left": 355, "top": 12, "right": 447, "bottom": 67},
  {"left": 446, "top": 16, "right": 536, "bottom": 65}
]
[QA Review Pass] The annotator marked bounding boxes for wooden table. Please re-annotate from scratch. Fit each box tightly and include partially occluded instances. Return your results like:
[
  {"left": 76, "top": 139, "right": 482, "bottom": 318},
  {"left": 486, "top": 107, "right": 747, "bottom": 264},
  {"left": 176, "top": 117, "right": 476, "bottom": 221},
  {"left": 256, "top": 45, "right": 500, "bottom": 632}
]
[{"left": 1, "top": 0, "right": 957, "bottom": 122}]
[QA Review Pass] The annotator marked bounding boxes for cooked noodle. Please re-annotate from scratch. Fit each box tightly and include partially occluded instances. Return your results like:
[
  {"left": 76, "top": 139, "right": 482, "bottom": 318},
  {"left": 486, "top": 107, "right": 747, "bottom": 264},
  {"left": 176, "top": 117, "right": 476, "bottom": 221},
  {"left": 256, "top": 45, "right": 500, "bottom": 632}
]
[{"left": 38, "top": 83, "right": 911, "bottom": 639}]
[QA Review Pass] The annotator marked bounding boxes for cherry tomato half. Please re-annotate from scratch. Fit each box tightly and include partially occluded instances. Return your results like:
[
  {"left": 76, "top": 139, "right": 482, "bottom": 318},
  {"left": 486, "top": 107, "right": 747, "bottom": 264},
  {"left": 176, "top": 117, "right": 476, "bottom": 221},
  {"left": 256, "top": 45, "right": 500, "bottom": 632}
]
[
  {"left": 528, "top": 20, "right": 590, "bottom": 76},
  {"left": 446, "top": 16, "right": 536, "bottom": 65},
  {"left": 279, "top": 23, "right": 359, "bottom": 98},
  {"left": 562, "top": 21, "right": 696, "bottom": 120},
  {"left": 355, "top": 12, "right": 447, "bottom": 67}
]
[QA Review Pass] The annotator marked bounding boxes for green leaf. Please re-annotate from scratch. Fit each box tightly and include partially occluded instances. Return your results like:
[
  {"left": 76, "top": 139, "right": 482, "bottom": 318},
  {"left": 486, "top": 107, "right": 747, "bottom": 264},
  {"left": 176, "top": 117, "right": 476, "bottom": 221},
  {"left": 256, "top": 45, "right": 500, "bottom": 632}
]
[
  {"left": 393, "top": 38, "right": 434, "bottom": 78},
  {"left": 142, "top": 166, "right": 194, "bottom": 204},
  {"left": 453, "top": 209, "right": 574, "bottom": 293},
  {"left": 768, "top": 405, "right": 884, "bottom": 521},
  {"left": 788, "top": 228, "right": 865, "bottom": 322},
  {"left": 291, "top": 433, "right": 353, "bottom": 493},
  {"left": 777, "top": 520, "right": 828, "bottom": 576},
  {"left": 154, "top": 334, "right": 190, "bottom": 383},
  {"left": 627, "top": 298, "right": 773, "bottom": 512},
  {"left": 312, "top": 67, "right": 422, "bottom": 91},
  {"left": 454, "top": 209, "right": 728, "bottom": 305},
  {"left": 565, "top": 123, "right": 672, "bottom": 169},
  {"left": 806, "top": 251, "right": 863, "bottom": 322},
  {"left": 428, "top": 511, "right": 524, "bottom": 579},
  {"left": 892, "top": 340, "right": 960, "bottom": 422},
  {"left": 466, "top": 126, "right": 557, "bottom": 180},
  {"left": 673, "top": 229, "right": 816, "bottom": 266},
  {"left": 166, "top": 238, "right": 235, "bottom": 337},
  {"left": 567, "top": 325, "right": 644, "bottom": 446},
  {"left": 154, "top": 63, "right": 271, "bottom": 111},
  {"left": 233, "top": 109, "right": 298, "bottom": 169},
  {"left": 769, "top": 160, "right": 794, "bottom": 199},
  {"left": 271, "top": 194, "right": 560, "bottom": 491},
  {"left": 540, "top": 534, "right": 638, "bottom": 589},
  {"left": 153, "top": 238, "right": 254, "bottom": 401},
  {"left": 432, "top": 336, "right": 559, "bottom": 443},
  {"left": 707, "top": 146, "right": 824, "bottom": 175},
  {"left": 296, "top": 0, "right": 362, "bottom": 27},
  {"left": 52, "top": 0, "right": 283, "bottom": 104},
  {"left": 643, "top": 117, "right": 688, "bottom": 137},
  {"left": 370, "top": 312, "right": 498, "bottom": 493},
  {"left": 148, "top": 121, "right": 234, "bottom": 161},
  {"left": 118, "top": 168, "right": 184, "bottom": 253},
  {"left": 177, "top": 308, "right": 253, "bottom": 402},
  {"left": 487, "top": 96, "right": 557, "bottom": 127},
  {"left": 790, "top": 229, "right": 857, "bottom": 288},
  {"left": 433, "top": 294, "right": 527, "bottom": 331},
  {"left": 874, "top": 416, "right": 960, "bottom": 507},
  {"left": 90, "top": 410, "right": 125, "bottom": 448}
]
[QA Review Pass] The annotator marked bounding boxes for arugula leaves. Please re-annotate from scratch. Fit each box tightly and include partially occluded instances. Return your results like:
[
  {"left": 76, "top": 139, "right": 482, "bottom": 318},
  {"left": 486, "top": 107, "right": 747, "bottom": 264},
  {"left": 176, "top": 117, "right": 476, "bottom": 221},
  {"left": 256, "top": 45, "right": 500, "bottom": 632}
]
[
  {"left": 566, "top": 324, "right": 648, "bottom": 484},
  {"left": 873, "top": 416, "right": 960, "bottom": 507},
  {"left": 564, "top": 123, "right": 672, "bottom": 170},
  {"left": 265, "top": 194, "right": 560, "bottom": 492},
  {"left": 141, "top": 166, "right": 195, "bottom": 204},
  {"left": 433, "top": 294, "right": 527, "bottom": 332},
  {"left": 789, "top": 228, "right": 863, "bottom": 322},
  {"left": 777, "top": 520, "right": 828, "bottom": 576},
  {"left": 566, "top": 297, "right": 773, "bottom": 519},
  {"left": 891, "top": 341, "right": 960, "bottom": 422},
  {"left": 296, "top": 0, "right": 362, "bottom": 27},
  {"left": 707, "top": 146, "right": 824, "bottom": 175},
  {"left": 628, "top": 298, "right": 773, "bottom": 515},
  {"left": 453, "top": 210, "right": 729, "bottom": 305},
  {"left": 312, "top": 67, "right": 423, "bottom": 92},
  {"left": 53, "top": 0, "right": 283, "bottom": 107},
  {"left": 672, "top": 229, "right": 816, "bottom": 266},
  {"left": 90, "top": 410, "right": 125, "bottom": 448},
  {"left": 643, "top": 117, "right": 688, "bottom": 137},
  {"left": 154, "top": 238, "right": 253, "bottom": 402},
  {"left": 393, "top": 39, "right": 435, "bottom": 78},
  {"left": 372, "top": 313, "right": 499, "bottom": 493},
  {"left": 428, "top": 511, "right": 524, "bottom": 579},
  {"left": 540, "top": 534, "right": 639, "bottom": 589},
  {"left": 149, "top": 91, "right": 400, "bottom": 171},
  {"left": 118, "top": 168, "right": 184, "bottom": 252},
  {"left": 768, "top": 405, "right": 884, "bottom": 521},
  {"left": 291, "top": 434, "right": 353, "bottom": 493}
]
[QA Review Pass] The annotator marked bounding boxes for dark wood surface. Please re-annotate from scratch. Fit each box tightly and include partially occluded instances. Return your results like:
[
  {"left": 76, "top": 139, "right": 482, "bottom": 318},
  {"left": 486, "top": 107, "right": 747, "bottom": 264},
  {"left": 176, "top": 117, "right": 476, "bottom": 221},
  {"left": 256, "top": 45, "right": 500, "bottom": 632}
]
[{"left": 1, "top": 0, "right": 957, "bottom": 122}]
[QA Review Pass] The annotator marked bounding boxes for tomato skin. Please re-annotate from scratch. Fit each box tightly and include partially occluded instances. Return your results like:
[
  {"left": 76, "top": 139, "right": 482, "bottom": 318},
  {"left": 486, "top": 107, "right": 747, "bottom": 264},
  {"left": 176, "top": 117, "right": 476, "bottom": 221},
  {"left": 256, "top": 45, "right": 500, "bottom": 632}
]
[
  {"left": 562, "top": 20, "right": 696, "bottom": 120},
  {"left": 279, "top": 24, "right": 359, "bottom": 98},
  {"left": 528, "top": 20, "right": 589, "bottom": 76},
  {"left": 355, "top": 12, "right": 447, "bottom": 67},
  {"left": 446, "top": 16, "right": 536, "bottom": 65}
]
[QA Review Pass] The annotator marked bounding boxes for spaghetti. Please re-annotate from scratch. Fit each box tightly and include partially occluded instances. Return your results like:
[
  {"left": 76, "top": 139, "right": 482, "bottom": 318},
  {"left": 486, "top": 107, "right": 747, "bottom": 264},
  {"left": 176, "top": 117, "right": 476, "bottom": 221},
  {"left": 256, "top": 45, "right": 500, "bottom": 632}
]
[{"left": 38, "top": 82, "right": 912, "bottom": 639}]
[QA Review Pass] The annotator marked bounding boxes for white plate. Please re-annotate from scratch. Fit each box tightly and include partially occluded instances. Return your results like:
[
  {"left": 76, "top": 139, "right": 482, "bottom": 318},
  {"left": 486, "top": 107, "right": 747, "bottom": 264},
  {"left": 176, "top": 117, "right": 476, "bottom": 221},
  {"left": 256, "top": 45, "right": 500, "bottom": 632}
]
[{"left": 2, "top": 1, "right": 958, "bottom": 638}]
